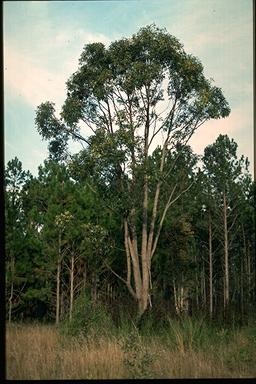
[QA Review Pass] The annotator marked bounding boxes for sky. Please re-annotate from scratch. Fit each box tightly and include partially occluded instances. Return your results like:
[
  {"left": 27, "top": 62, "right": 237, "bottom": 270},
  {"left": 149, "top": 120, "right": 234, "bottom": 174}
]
[{"left": 4, "top": 0, "right": 254, "bottom": 177}]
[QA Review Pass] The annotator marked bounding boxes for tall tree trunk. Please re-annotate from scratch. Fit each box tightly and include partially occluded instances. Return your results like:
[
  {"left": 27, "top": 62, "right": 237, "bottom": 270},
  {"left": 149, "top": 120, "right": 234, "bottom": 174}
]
[
  {"left": 140, "top": 86, "right": 150, "bottom": 316},
  {"left": 209, "top": 211, "right": 213, "bottom": 319},
  {"left": 56, "top": 232, "right": 61, "bottom": 325},
  {"left": 60, "top": 290, "right": 65, "bottom": 320},
  {"left": 241, "top": 224, "right": 247, "bottom": 316},
  {"left": 173, "top": 279, "right": 179, "bottom": 314},
  {"left": 194, "top": 253, "right": 199, "bottom": 311},
  {"left": 240, "top": 255, "right": 244, "bottom": 318},
  {"left": 92, "top": 273, "right": 98, "bottom": 302},
  {"left": 8, "top": 279, "right": 14, "bottom": 324},
  {"left": 248, "top": 248, "right": 251, "bottom": 302},
  {"left": 223, "top": 191, "right": 229, "bottom": 311},
  {"left": 69, "top": 252, "right": 74, "bottom": 321},
  {"left": 116, "top": 94, "right": 192, "bottom": 318},
  {"left": 83, "top": 262, "right": 87, "bottom": 289},
  {"left": 202, "top": 265, "right": 207, "bottom": 308},
  {"left": 8, "top": 257, "right": 15, "bottom": 324}
]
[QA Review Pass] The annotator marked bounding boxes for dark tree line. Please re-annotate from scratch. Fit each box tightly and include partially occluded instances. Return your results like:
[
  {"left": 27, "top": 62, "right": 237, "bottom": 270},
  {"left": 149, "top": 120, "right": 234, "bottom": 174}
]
[
  {"left": 5, "top": 134, "right": 255, "bottom": 324},
  {"left": 5, "top": 25, "right": 255, "bottom": 324}
]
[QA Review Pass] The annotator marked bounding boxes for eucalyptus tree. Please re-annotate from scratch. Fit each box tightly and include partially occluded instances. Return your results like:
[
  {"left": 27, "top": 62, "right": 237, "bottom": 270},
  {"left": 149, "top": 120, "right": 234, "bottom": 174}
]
[{"left": 35, "top": 25, "right": 230, "bottom": 316}]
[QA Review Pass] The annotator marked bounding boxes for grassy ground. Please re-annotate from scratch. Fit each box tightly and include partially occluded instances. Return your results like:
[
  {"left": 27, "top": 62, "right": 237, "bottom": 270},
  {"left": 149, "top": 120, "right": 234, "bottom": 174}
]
[{"left": 6, "top": 319, "right": 256, "bottom": 379}]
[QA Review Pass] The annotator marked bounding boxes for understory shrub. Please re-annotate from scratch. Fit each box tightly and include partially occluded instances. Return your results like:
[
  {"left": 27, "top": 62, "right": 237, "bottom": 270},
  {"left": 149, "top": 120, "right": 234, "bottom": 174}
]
[
  {"left": 60, "top": 291, "right": 115, "bottom": 339},
  {"left": 120, "top": 326, "right": 156, "bottom": 379}
]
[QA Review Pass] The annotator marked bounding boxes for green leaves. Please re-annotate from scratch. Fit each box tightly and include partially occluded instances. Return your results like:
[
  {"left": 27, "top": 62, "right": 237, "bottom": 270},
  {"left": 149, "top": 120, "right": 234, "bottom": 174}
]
[
  {"left": 203, "top": 134, "right": 247, "bottom": 191},
  {"left": 35, "top": 24, "right": 230, "bottom": 180},
  {"left": 35, "top": 102, "right": 69, "bottom": 161},
  {"left": 35, "top": 102, "right": 61, "bottom": 140}
]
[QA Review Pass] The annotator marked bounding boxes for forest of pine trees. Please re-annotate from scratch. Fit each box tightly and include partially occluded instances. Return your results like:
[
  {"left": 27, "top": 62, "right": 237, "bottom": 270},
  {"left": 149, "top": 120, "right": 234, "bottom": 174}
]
[{"left": 5, "top": 133, "right": 255, "bottom": 325}]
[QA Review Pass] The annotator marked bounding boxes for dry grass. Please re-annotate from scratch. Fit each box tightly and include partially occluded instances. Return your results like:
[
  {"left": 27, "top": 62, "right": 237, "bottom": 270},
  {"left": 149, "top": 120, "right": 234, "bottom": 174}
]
[
  {"left": 6, "top": 323, "right": 256, "bottom": 379},
  {"left": 6, "top": 323, "right": 124, "bottom": 379}
]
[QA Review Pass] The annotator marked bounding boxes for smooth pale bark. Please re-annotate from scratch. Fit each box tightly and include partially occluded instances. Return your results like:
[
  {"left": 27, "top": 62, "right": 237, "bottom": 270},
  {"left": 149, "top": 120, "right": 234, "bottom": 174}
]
[
  {"left": 8, "top": 257, "right": 15, "bottom": 324},
  {"left": 241, "top": 224, "right": 247, "bottom": 316},
  {"left": 92, "top": 273, "right": 98, "bottom": 302},
  {"left": 56, "top": 262, "right": 61, "bottom": 324},
  {"left": 173, "top": 276, "right": 189, "bottom": 315},
  {"left": 69, "top": 252, "right": 74, "bottom": 321},
  {"left": 56, "top": 232, "right": 61, "bottom": 325},
  {"left": 248, "top": 249, "right": 251, "bottom": 301},
  {"left": 202, "top": 265, "right": 207, "bottom": 307},
  {"left": 223, "top": 191, "right": 229, "bottom": 310},
  {"left": 8, "top": 279, "right": 14, "bottom": 324},
  {"left": 240, "top": 255, "right": 244, "bottom": 316},
  {"left": 209, "top": 211, "right": 213, "bottom": 318},
  {"left": 173, "top": 279, "right": 178, "bottom": 313},
  {"left": 194, "top": 253, "right": 199, "bottom": 311},
  {"left": 140, "top": 87, "right": 150, "bottom": 315},
  {"left": 106, "top": 86, "right": 195, "bottom": 317}
]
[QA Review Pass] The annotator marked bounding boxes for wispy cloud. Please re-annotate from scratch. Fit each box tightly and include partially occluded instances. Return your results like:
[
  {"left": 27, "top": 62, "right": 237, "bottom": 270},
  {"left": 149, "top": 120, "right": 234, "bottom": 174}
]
[
  {"left": 4, "top": 28, "right": 111, "bottom": 111},
  {"left": 4, "top": 46, "right": 67, "bottom": 108},
  {"left": 189, "top": 102, "right": 253, "bottom": 163}
]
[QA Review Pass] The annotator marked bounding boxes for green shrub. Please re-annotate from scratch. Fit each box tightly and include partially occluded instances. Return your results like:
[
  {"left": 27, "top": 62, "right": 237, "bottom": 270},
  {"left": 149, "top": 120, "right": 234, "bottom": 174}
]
[
  {"left": 60, "top": 291, "right": 115, "bottom": 340},
  {"left": 120, "top": 326, "right": 156, "bottom": 379}
]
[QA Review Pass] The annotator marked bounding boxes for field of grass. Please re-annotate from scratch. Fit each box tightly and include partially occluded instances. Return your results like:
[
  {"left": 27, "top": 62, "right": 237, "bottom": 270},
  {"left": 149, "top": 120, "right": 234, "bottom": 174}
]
[{"left": 6, "top": 317, "right": 256, "bottom": 379}]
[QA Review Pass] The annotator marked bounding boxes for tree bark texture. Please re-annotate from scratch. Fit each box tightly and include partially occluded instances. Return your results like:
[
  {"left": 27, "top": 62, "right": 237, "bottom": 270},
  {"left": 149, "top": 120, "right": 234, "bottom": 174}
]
[
  {"left": 69, "top": 252, "right": 74, "bottom": 321},
  {"left": 223, "top": 191, "right": 229, "bottom": 310},
  {"left": 209, "top": 211, "right": 213, "bottom": 318},
  {"left": 56, "top": 232, "right": 61, "bottom": 325}
]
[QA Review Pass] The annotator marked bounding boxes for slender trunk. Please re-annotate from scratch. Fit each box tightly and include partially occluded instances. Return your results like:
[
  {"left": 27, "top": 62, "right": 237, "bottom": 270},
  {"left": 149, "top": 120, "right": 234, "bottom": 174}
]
[
  {"left": 173, "top": 279, "right": 178, "bottom": 314},
  {"left": 248, "top": 248, "right": 251, "bottom": 302},
  {"left": 8, "top": 280, "right": 14, "bottom": 324},
  {"left": 209, "top": 211, "right": 213, "bottom": 318},
  {"left": 194, "top": 253, "right": 199, "bottom": 311},
  {"left": 125, "top": 218, "right": 142, "bottom": 300},
  {"left": 56, "top": 232, "right": 61, "bottom": 325},
  {"left": 84, "top": 262, "right": 87, "bottom": 288},
  {"left": 223, "top": 191, "right": 229, "bottom": 311},
  {"left": 92, "top": 273, "right": 97, "bottom": 302},
  {"left": 60, "top": 290, "right": 65, "bottom": 320},
  {"left": 241, "top": 224, "right": 247, "bottom": 316},
  {"left": 253, "top": 246, "right": 256, "bottom": 305},
  {"left": 241, "top": 255, "right": 244, "bottom": 317},
  {"left": 69, "top": 252, "right": 74, "bottom": 321},
  {"left": 140, "top": 87, "right": 150, "bottom": 316},
  {"left": 8, "top": 257, "right": 15, "bottom": 324},
  {"left": 202, "top": 265, "right": 207, "bottom": 308},
  {"left": 180, "top": 285, "right": 184, "bottom": 313},
  {"left": 56, "top": 261, "right": 61, "bottom": 324}
]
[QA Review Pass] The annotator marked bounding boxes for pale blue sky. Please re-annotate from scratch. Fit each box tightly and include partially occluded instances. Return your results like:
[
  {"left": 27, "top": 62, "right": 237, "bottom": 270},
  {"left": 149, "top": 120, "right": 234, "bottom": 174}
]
[{"left": 4, "top": 0, "right": 253, "bottom": 176}]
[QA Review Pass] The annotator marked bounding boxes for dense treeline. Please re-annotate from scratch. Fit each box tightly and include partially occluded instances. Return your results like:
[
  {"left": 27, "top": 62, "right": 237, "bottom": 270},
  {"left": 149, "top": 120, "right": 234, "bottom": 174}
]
[
  {"left": 5, "top": 134, "right": 255, "bottom": 324},
  {"left": 5, "top": 25, "right": 255, "bottom": 325}
]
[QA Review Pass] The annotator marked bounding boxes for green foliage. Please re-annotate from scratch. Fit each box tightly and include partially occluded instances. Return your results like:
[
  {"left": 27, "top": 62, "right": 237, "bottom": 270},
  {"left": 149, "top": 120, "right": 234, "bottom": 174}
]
[
  {"left": 120, "top": 327, "right": 156, "bottom": 379},
  {"left": 36, "top": 24, "right": 230, "bottom": 184},
  {"left": 60, "top": 291, "right": 115, "bottom": 340},
  {"left": 164, "top": 317, "right": 209, "bottom": 352},
  {"left": 224, "top": 324, "right": 256, "bottom": 370}
]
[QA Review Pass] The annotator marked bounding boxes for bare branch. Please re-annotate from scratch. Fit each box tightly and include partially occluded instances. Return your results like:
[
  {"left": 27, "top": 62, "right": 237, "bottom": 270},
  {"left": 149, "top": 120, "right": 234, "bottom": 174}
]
[{"left": 103, "top": 260, "right": 137, "bottom": 299}]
